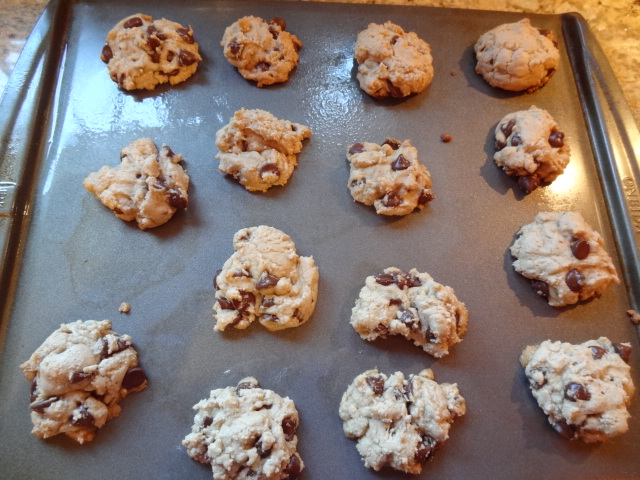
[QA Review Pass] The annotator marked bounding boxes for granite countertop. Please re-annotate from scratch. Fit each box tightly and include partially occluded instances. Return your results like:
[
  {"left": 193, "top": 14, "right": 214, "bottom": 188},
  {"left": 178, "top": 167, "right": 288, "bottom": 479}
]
[{"left": 1, "top": 0, "right": 639, "bottom": 127}]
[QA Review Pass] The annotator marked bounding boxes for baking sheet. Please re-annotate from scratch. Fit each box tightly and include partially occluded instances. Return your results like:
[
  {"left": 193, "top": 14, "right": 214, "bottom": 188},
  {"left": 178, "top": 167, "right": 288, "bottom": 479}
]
[{"left": 1, "top": 0, "right": 639, "bottom": 478}]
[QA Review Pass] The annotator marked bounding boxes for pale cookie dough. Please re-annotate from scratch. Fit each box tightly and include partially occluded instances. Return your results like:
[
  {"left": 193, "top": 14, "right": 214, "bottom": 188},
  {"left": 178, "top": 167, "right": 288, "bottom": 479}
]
[
  {"left": 216, "top": 108, "right": 311, "bottom": 192},
  {"left": 494, "top": 106, "right": 570, "bottom": 193},
  {"left": 346, "top": 139, "right": 434, "bottom": 216},
  {"left": 19, "top": 320, "right": 148, "bottom": 444},
  {"left": 350, "top": 267, "right": 468, "bottom": 358},
  {"left": 474, "top": 18, "right": 559, "bottom": 93},
  {"left": 84, "top": 138, "right": 189, "bottom": 230},
  {"left": 354, "top": 21, "right": 434, "bottom": 98},
  {"left": 520, "top": 338, "right": 634, "bottom": 442},
  {"left": 511, "top": 212, "right": 620, "bottom": 307},
  {"left": 339, "top": 369, "right": 465, "bottom": 474},
  {"left": 182, "top": 377, "right": 304, "bottom": 480},
  {"left": 221, "top": 16, "right": 302, "bottom": 87},
  {"left": 101, "top": 13, "right": 201, "bottom": 90},
  {"left": 213, "top": 226, "right": 319, "bottom": 331}
]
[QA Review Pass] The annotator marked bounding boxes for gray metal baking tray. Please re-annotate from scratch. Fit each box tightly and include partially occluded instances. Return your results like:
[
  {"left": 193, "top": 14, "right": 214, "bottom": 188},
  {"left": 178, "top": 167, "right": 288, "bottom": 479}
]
[{"left": 1, "top": 1, "right": 639, "bottom": 478}]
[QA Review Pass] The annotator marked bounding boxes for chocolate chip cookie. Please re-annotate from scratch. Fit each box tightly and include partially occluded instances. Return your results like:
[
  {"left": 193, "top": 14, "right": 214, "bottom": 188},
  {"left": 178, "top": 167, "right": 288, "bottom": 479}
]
[
  {"left": 520, "top": 338, "right": 634, "bottom": 442},
  {"left": 213, "top": 226, "right": 319, "bottom": 332},
  {"left": 339, "top": 369, "right": 466, "bottom": 474},
  {"left": 221, "top": 16, "right": 302, "bottom": 87},
  {"left": 346, "top": 139, "right": 434, "bottom": 216},
  {"left": 354, "top": 21, "right": 434, "bottom": 98},
  {"left": 182, "top": 377, "right": 304, "bottom": 480},
  {"left": 84, "top": 138, "right": 189, "bottom": 230},
  {"left": 101, "top": 13, "right": 201, "bottom": 90},
  {"left": 511, "top": 212, "right": 620, "bottom": 307},
  {"left": 475, "top": 18, "right": 559, "bottom": 93},
  {"left": 350, "top": 267, "right": 468, "bottom": 357},
  {"left": 19, "top": 320, "right": 148, "bottom": 444},
  {"left": 216, "top": 108, "right": 311, "bottom": 192},
  {"left": 494, "top": 106, "right": 570, "bottom": 193}
]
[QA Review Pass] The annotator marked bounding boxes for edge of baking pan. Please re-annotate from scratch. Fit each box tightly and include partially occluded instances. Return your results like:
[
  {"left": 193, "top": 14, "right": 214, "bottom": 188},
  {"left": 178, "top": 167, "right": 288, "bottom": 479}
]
[
  {"left": 561, "top": 13, "right": 640, "bottom": 324},
  {"left": 0, "top": 0, "right": 71, "bottom": 333}
]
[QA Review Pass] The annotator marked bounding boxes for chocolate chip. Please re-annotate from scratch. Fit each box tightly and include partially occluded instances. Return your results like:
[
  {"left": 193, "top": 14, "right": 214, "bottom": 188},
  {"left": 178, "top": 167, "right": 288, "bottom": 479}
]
[
  {"left": 255, "top": 439, "right": 271, "bottom": 458},
  {"left": 386, "top": 79, "right": 403, "bottom": 98},
  {"left": 122, "top": 367, "right": 147, "bottom": 390},
  {"left": 552, "top": 420, "right": 576, "bottom": 439},
  {"left": 403, "top": 380, "right": 412, "bottom": 399},
  {"left": 261, "top": 297, "right": 275, "bottom": 308},
  {"left": 228, "top": 41, "right": 242, "bottom": 56},
  {"left": 203, "top": 416, "right": 213, "bottom": 427},
  {"left": 417, "top": 189, "right": 435, "bottom": 206},
  {"left": 538, "top": 28, "right": 552, "bottom": 37},
  {"left": 259, "top": 163, "right": 280, "bottom": 179},
  {"left": 528, "top": 370, "right": 546, "bottom": 389},
  {"left": 283, "top": 454, "right": 302, "bottom": 480},
  {"left": 282, "top": 417, "right": 298, "bottom": 441},
  {"left": 501, "top": 120, "right": 515, "bottom": 138},
  {"left": 565, "top": 269, "right": 585, "bottom": 292},
  {"left": 261, "top": 314, "right": 279, "bottom": 323},
  {"left": 570, "top": 239, "right": 590, "bottom": 260},
  {"left": 268, "top": 25, "right": 280, "bottom": 39},
  {"left": 564, "top": 382, "right": 590, "bottom": 401},
  {"left": 167, "top": 68, "right": 181, "bottom": 77},
  {"left": 232, "top": 269, "right": 252, "bottom": 278},
  {"left": 270, "top": 17, "right": 287, "bottom": 30},
  {"left": 148, "top": 51, "right": 161, "bottom": 63},
  {"left": 178, "top": 49, "right": 197, "bottom": 66},
  {"left": 168, "top": 189, "right": 188, "bottom": 210},
  {"left": 549, "top": 131, "right": 564, "bottom": 148},
  {"left": 495, "top": 139, "right": 507, "bottom": 151},
  {"left": 348, "top": 143, "right": 365, "bottom": 155},
  {"left": 391, "top": 154, "right": 411, "bottom": 171},
  {"left": 256, "top": 62, "right": 270, "bottom": 71},
  {"left": 382, "top": 191, "right": 402, "bottom": 207},
  {"left": 256, "top": 272, "right": 279, "bottom": 289},
  {"left": 588, "top": 345, "right": 606, "bottom": 359},
  {"left": 531, "top": 279, "right": 550, "bottom": 298},
  {"left": 415, "top": 435, "right": 436, "bottom": 462},
  {"left": 232, "top": 291, "right": 255, "bottom": 314},
  {"left": 236, "top": 380, "right": 259, "bottom": 394},
  {"left": 99, "top": 336, "right": 129, "bottom": 360},
  {"left": 69, "top": 371, "right": 94, "bottom": 384},
  {"left": 167, "top": 51, "right": 175, "bottom": 62},
  {"left": 390, "top": 35, "right": 399, "bottom": 45},
  {"left": 218, "top": 297, "right": 235, "bottom": 310},
  {"left": 375, "top": 273, "right": 395, "bottom": 286},
  {"left": 366, "top": 375, "right": 385, "bottom": 395},
  {"left": 518, "top": 175, "right": 540, "bottom": 194},
  {"left": 382, "top": 138, "right": 401, "bottom": 150},
  {"left": 123, "top": 17, "right": 143, "bottom": 29},
  {"left": 510, "top": 135, "right": 521, "bottom": 146},
  {"left": 71, "top": 405, "right": 95, "bottom": 427},
  {"left": 30, "top": 397, "right": 58, "bottom": 413},
  {"left": 101, "top": 44, "right": 113, "bottom": 63},
  {"left": 374, "top": 323, "right": 389, "bottom": 335},
  {"left": 613, "top": 343, "right": 631, "bottom": 363},
  {"left": 389, "top": 298, "right": 402, "bottom": 306},
  {"left": 399, "top": 308, "right": 418, "bottom": 329},
  {"left": 147, "top": 36, "right": 160, "bottom": 50},
  {"left": 176, "top": 27, "right": 195, "bottom": 44}
]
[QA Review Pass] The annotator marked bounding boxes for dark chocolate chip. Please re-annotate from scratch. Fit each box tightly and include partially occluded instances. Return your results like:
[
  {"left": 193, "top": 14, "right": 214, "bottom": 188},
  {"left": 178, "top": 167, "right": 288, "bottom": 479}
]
[
  {"left": 101, "top": 44, "right": 113, "bottom": 63},
  {"left": 148, "top": 51, "right": 161, "bottom": 63},
  {"left": 232, "top": 269, "right": 252, "bottom": 278},
  {"left": 30, "top": 397, "right": 58, "bottom": 413},
  {"left": 71, "top": 405, "right": 95, "bottom": 427},
  {"left": 236, "top": 380, "right": 259, "bottom": 394},
  {"left": 565, "top": 269, "right": 585, "bottom": 292},
  {"left": 588, "top": 345, "right": 606, "bottom": 360},
  {"left": 531, "top": 279, "right": 550, "bottom": 298},
  {"left": 261, "top": 297, "right": 275, "bottom": 308},
  {"left": 382, "top": 138, "right": 401, "bottom": 150},
  {"left": 218, "top": 297, "right": 235, "bottom": 310},
  {"left": 510, "top": 135, "right": 522, "bottom": 146},
  {"left": 366, "top": 375, "right": 385, "bottom": 395},
  {"left": 518, "top": 175, "right": 540, "bottom": 194},
  {"left": 261, "top": 314, "right": 279, "bottom": 323},
  {"left": 122, "top": 367, "right": 147, "bottom": 390},
  {"left": 178, "top": 49, "right": 197, "bottom": 66},
  {"left": 375, "top": 273, "right": 395, "bottom": 286},
  {"left": 228, "top": 41, "right": 242, "bottom": 56},
  {"left": 176, "top": 27, "right": 195, "bottom": 44},
  {"left": 552, "top": 420, "right": 576, "bottom": 439},
  {"left": 232, "top": 291, "right": 256, "bottom": 314},
  {"left": 348, "top": 143, "right": 365, "bottom": 155},
  {"left": 268, "top": 25, "right": 280, "bottom": 39},
  {"left": 256, "top": 272, "right": 279, "bottom": 289},
  {"left": 70, "top": 371, "right": 94, "bottom": 384},
  {"left": 282, "top": 417, "right": 298, "bottom": 441},
  {"left": 564, "top": 382, "right": 590, "bottom": 402},
  {"left": 389, "top": 298, "right": 402, "bottom": 306},
  {"left": 613, "top": 343, "right": 631, "bottom": 363},
  {"left": 259, "top": 163, "right": 280, "bottom": 179},
  {"left": 570, "top": 239, "right": 590, "bottom": 260},
  {"left": 168, "top": 189, "right": 188, "bottom": 210},
  {"left": 167, "top": 51, "right": 175, "bottom": 62},
  {"left": 270, "top": 17, "right": 287, "bottom": 30},
  {"left": 255, "top": 439, "right": 271, "bottom": 458},
  {"left": 399, "top": 308, "right": 418, "bottom": 329},
  {"left": 382, "top": 191, "right": 402, "bottom": 207},
  {"left": 203, "top": 416, "right": 213, "bottom": 427},
  {"left": 501, "top": 119, "right": 515, "bottom": 138},
  {"left": 123, "top": 17, "right": 143, "bottom": 29},
  {"left": 283, "top": 454, "right": 302, "bottom": 480},
  {"left": 256, "top": 62, "right": 270, "bottom": 71},
  {"left": 391, "top": 154, "right": 411, "bottom": 171},
  {"left": 417, "top": 189, "right": 435, "bottom": 206},
  {"left": 495, "top": 139, "right": 507, "bottom": 151},
  {"left": 549, "top": 131, "right": 565, "bottom": 148},
  {"left": 415, "top": 435, "right": 437, "bottom": 462},
  {"left": 147, "top": 36, "right": 161, "bottom": 50}
]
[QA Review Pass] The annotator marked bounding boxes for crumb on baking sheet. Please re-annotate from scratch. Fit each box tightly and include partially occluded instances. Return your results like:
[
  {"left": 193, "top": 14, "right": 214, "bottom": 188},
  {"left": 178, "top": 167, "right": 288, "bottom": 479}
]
[
  {"left": 441, "top": 134, "right": 453, "bottom": 143},
  {"left": 627, "top": 309, "right": 640, "bottom": 325},
  {"left": 119, "top": 302, "right": 131, "bottom": 314},
  {"left": 450, "top": 70, "right": 458, "bottom": 76}
]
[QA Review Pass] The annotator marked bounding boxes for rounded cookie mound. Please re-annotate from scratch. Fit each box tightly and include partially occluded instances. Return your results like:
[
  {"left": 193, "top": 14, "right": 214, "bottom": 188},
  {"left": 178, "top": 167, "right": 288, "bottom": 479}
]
[
  {"left": 221, "top": 16, "right": 302, "bottom": 87},
  {"left": 346, "top": 139, "right": 434, "bottom": 216},
  {"left": 84, "top": 138, "right": 189, "bottom": 230},
  {"left": 183, "top": 377, "right": 304, "bottom": 480},
  {"left": 216, "top": 108, "right": 311, "bottom": 192},
  {"left": 339, "top": 369, "right": 465, "bottom": 474},
  {"left": 354, "top": 21, "right": 434, "bottom": 98},
  {"left": 350, "top": 267, "right": 468, "bottom": 357},
  {"left": 213, "top": 226, "right": 319, "bottom": 331},
  {"left": 474, "top": 18, "right": 559, "bottom": 93},
  {"left": 101, "top": 13, "right": 201, "bottom": 90},
  {"left": 494, "top": 105, "right": 570, "bottom": 193},
  {"left": 511, "top": 211, "right": 620, "bottom": 307},
  {"left": 520, "top": 338, "right": 634, "bottom": 442},
  {"left": 19, "top": 320, "right": 148, "bottom": 444}
]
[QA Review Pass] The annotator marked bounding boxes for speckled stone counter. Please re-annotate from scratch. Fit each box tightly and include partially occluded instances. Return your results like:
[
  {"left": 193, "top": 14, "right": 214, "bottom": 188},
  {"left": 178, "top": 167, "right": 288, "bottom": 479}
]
[{"left": 1, "top": 0, "right": 639, "bottom": 126}]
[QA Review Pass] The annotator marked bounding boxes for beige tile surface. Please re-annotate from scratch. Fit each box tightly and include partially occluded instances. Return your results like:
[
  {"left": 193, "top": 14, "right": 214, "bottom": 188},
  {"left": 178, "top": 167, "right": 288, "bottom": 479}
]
[{"left": 1, "top": 0, "right": 639, "bottom": 126}]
